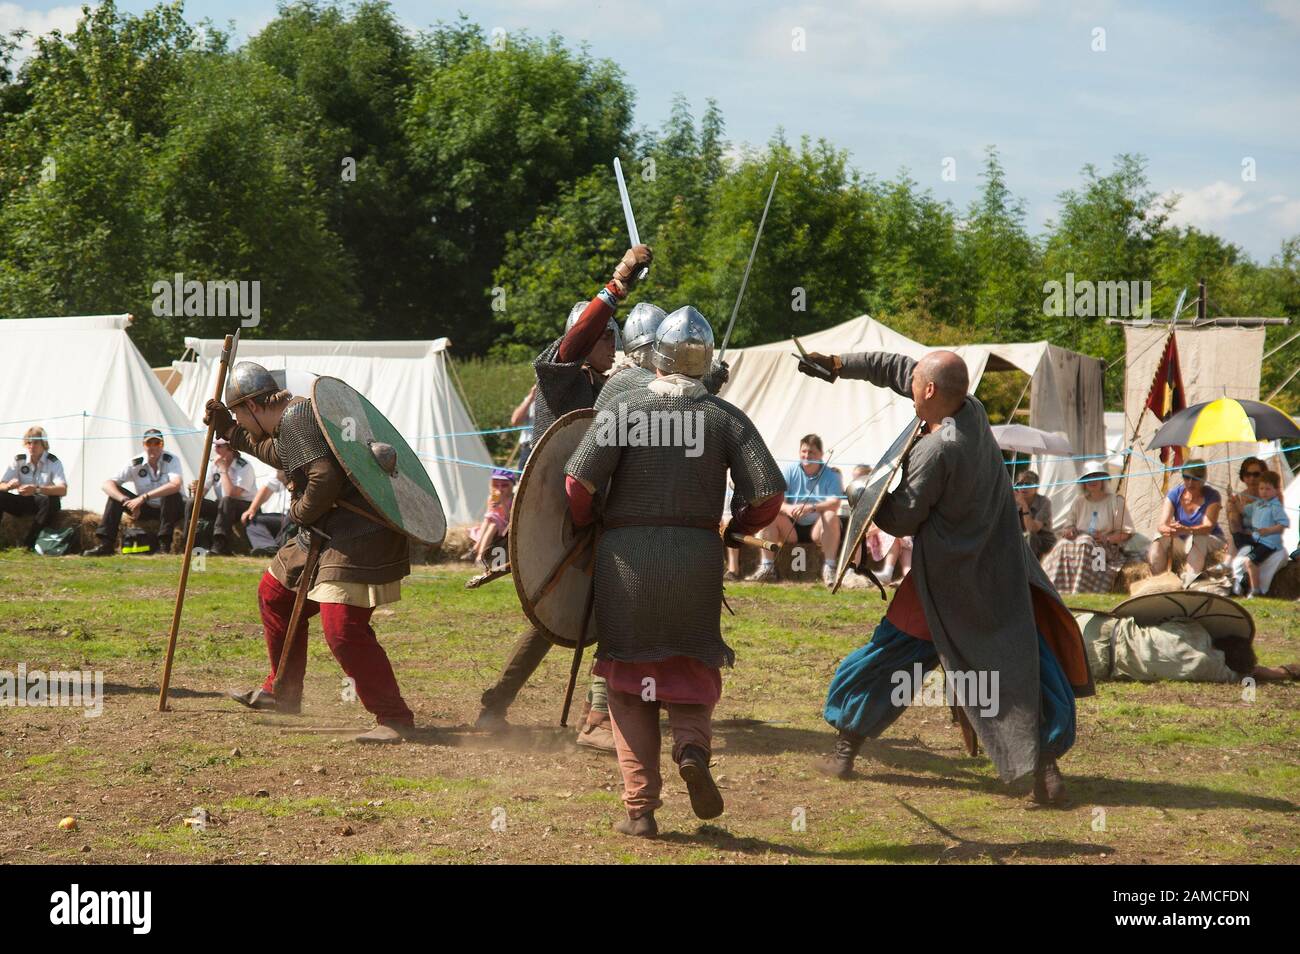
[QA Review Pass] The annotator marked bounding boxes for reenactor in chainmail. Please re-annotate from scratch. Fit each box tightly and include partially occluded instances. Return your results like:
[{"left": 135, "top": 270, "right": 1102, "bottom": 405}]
[
  {"left": 594, "top": 302, "right": 731, "bottom": 412},
  {"left": 564, "top": 307, "right": 786, "bottom": 838},
  {"left": 475, "top": 244, "right": 653, "bottom": 753},
  {"left": 203, "top": 362, "right": 416, "bottom": 744}
]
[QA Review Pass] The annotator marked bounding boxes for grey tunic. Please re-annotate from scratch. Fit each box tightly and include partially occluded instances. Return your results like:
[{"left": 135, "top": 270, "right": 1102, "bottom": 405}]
[
  {"left": 842, "top": 351, "right": 1085, "bottom": 781},
  {"left": 566, "top": 388, "right": 785, "bottom": 668},
  {"left": 532, "top": 337, "right": 605, "bottom": 441}
]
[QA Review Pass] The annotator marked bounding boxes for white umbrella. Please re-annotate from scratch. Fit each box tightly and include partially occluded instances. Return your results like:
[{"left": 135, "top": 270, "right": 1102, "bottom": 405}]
[{"left": 991, "top": 424, "right": 1072, "bottom": 456}]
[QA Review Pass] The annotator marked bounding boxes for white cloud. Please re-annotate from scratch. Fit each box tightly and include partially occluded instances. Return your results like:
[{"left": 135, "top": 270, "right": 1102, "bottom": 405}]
[
  {"left": 1162, "top": 181, "right": 1260, "bottom": 229},
  {"left": 0, "top": 3, "right": 87, "bottom": 60},
  {"left": 1266, "top": 194, "right": 1300, "bottom": 230},
  {"left": 1262, "top": 0, "right": 1300, "bottom": 29}
]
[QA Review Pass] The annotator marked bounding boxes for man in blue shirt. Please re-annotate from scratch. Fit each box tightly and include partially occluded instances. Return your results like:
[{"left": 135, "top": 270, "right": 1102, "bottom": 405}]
[{"left": 749, "top": 433, "right": 844, "bottom": 587}]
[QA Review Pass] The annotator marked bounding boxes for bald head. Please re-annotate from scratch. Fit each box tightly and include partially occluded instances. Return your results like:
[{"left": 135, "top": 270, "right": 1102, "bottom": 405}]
[
  {"left": 910, "top": 350, "right": 968, "bottom": 426},
  {"left": 917, "top": 351, "right": 968, "bottom": 402}
]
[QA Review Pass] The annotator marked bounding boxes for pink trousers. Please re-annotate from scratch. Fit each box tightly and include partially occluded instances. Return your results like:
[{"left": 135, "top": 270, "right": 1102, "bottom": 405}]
[{"left": 607, "top": 689, "right": 714, "bottom": 818}]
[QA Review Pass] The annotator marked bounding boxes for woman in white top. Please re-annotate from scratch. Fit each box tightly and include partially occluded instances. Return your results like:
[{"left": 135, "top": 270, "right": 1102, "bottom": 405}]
[{"left": 1040, "top": 469, "right": 1134, "bottom": 593}]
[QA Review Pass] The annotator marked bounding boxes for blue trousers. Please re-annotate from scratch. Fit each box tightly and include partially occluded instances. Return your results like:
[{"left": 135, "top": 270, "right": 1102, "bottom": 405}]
[{"left": 823, "top": 618, "right": 1075, "bottom": 758}]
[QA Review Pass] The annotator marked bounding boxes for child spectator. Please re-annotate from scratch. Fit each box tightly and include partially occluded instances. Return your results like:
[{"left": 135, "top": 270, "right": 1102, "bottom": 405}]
[
  {"left": 1242, "top": 471, "right": 1289, "bottom": 599},
  {"left": 471, "top": 468, "right": 516, "bottom": 569}
]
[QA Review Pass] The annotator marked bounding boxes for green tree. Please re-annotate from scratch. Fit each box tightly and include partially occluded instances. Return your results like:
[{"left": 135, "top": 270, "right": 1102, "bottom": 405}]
[{"left": 405, "top": 23, "right": 633, "bottom": 352}]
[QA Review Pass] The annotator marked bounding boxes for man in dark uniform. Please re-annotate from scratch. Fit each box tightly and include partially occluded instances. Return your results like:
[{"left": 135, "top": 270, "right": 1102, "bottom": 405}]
[
  {"left": 475, "top": 244, "right": 652, "bottom": 749},
  {"left": 182, "top": 438, "right": 258, "bottom": 555},
  {"left": 205, "top": 363, "right": 416, "bottom": 743},
  {"left": 85, "top": 428, "right": 184, "bottom": 556},
  {"left": 0, "top": 426, "right": 68, "bottom": 549}
]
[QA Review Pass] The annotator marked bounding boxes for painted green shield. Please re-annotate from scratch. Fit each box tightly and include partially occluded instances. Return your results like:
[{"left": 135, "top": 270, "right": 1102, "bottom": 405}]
[
  {"left": 833, "top": 418, "right": 923, "bottom": 595},
  {"left": 311, "top": 376, "right": 447, "bottom": 546}
]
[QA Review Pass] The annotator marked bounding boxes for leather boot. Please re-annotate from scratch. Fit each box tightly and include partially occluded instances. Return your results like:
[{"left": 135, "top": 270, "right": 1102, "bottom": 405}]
[
  {"left": 1032, "top": 757, "right": 1067, "bottom": 806},
  {"left": 226, "top": 687, "right": 301, "bottom": 715},
  {"left": 614, "top": 811, "right": 658, "bottom": 838},
  {"left": 355, "top": 722, "right": 413, "bottom": 744},
  {"left": 576, "top": 707, "right": 617, "bottom": 753},
  {"left": 815, "top": 731, "right": 864, "bottom": 779},
  {"left": 677, "top": 744, "right": 724, "bottom": 820}
]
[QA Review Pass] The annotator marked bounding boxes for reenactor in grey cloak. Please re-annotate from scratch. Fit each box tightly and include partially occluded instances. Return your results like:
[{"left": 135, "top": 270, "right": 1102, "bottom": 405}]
[
  {"left": 565, "top": 307, "right": 786, "bottom": 837},
  {"left": 475, "top": 244, "right": 653, "bottom": 752},
  {"left": 800, "top": 349, "right": 1093, "bottom": 805}
]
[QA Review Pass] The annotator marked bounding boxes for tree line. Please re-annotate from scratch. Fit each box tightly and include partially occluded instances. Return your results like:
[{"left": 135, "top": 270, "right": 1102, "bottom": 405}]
[{"left": 2, "top": 1, "right": 1298, "bottom": 408}]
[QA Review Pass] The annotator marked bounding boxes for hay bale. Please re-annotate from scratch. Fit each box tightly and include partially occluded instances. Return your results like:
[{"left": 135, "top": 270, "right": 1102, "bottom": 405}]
[
  {"left": 777, "top": 542, "right": 824, "bottom": 582},
  {"left": 0, "top": 507, "right": 92, "bottom": 550},
  {"left": 1263, "top": 560, "right": 1300, "bottom": 600}
]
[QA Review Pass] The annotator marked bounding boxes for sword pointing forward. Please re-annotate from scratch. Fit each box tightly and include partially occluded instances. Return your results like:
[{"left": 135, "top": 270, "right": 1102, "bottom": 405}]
[{"left": 613, "top": 158, "right": 649, "bottom": 282}]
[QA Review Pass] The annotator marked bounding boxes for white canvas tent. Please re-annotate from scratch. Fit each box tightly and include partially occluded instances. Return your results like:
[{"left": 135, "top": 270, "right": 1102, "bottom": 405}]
[
  {"left": 170, "top": 338, "right": 491, "bottom": 527},
  {"left": 718, "top": 315, "right": 1106, "bottom": 526},
  {"left": 0, "top": 315, "right": 204, "bottom": 513},
  {"left": 1121, "top": 325, "right": 1267, "bottom": 537}
]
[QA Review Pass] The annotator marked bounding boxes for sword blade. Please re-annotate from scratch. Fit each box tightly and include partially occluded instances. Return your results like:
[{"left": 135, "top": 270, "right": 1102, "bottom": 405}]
[
  {"left": 613, "top": 157, "right": 648, "bottom": 280},
  {"left": 718, "top": 170, "right": 779, "bottom": 359}
]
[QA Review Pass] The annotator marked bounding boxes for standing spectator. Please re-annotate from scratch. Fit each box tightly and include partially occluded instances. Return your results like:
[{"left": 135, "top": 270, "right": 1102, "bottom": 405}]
[
  {"left": 0, "top": 426, "right": 67, "bottom": 550},
  {"left": 749, "top": 434, "right": 844, "bottom": 586},
  {"left": 1147, "top": 459, "right": 1225, "bottom": 583},
  {"left": 242, "top": 469, "right": 292, "bottom": 556},
  {"left": 513, "top": 385, "right": 537, "bottom": 468},
  {"left": 1239, "top": 471, "right": 1289, "bottom": 598},
  {"left": 84, "top": 428, "right": 184, "bottom": 556},
  {"left": 1014, "top": 470, "right": 1055, "bottom": 559},
  {"left": 182, "top": 438, "right": 257, "bottom": 555}
]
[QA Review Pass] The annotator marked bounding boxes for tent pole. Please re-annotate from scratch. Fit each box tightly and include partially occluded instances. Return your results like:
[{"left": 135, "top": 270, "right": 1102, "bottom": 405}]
[{"left": 80, "top": 411, "right": 86, "bottom": 512}]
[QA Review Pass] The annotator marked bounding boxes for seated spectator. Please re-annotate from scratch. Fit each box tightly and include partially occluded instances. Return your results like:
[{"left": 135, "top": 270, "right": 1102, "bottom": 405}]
[
  {"left": 1236, "top": 470, "right": 1289, "bottom": 599},
  {"left": 182, "top": 438, "right": 257, "bottom": 556},
  {"left": 1147, "top": 459, "right": 1225, "bottom": 584},
  {"left": 84, "top": 428, "right": 183, "bottom": 556},
  {"left": 471, "top": 469, "right": 515, "bottom": 569},
  {"left": 865, "top": 527, "right": 912, "bottom": 587},
  {"left": 1040, "top": 470, "right": 1134, "bottom": 593},
  {"left": 241, "top": 469, "right": 292, "bottom": 556},
  {"left": 1225, "top": 456, "right": 1266, "bottom": 554},
  {"left": 1013, "top": 470, "right": 1055, "bottom": 558},
  {"left": 749, "top": 433, "right": 844, "bottom": 587},
  {"left": 0, "top": 426, "right": 68, "bottom": 550}
]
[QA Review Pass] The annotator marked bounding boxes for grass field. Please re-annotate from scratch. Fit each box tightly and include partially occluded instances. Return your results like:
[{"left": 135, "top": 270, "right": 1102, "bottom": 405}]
[{"left": 0, "top": 550, "right": 1296, "bottom": 865}]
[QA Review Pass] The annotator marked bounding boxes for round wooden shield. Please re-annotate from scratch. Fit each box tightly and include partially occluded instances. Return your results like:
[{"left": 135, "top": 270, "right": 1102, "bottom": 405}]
[
  {"left": 1109, "top": 590, "right": 1254, "bottom": 643},
  {"left": 832, "top": 418, "right": 923, "bottom": 594},
  {"left": 311, "top": 376, "right": 447, "bottom": 546},
  {"left": 510, "top": 409, "right": 598, "bottom": 649}
]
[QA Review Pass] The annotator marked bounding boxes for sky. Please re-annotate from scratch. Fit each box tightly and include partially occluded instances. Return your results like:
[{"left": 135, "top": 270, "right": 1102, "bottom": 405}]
[{"left": 4, "top": 0, "right": 1299, "bottom": 262}]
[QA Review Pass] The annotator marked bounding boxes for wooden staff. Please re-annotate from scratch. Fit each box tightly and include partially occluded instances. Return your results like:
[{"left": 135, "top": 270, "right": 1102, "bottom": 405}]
[
  {"left": 560, "top": 580, "right": 597, "bottom": 728},
  {"left": 559, "top": 530, "right": 598, "bottom": 733},
  {"left": 272, "top": 530, "right": 327, "bottom": 700},
  {"left": 157, "top": 333, "right": 237, "bottom": 712}
]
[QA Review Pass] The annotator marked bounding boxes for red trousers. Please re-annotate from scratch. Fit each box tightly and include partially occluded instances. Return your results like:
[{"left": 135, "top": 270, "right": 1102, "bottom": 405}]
[
  {"left": 257, "top": 572, "right": 413, "bottom": 726},
  {"left": 607, "top": 689, "right": 714, "bottom": 818}
]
